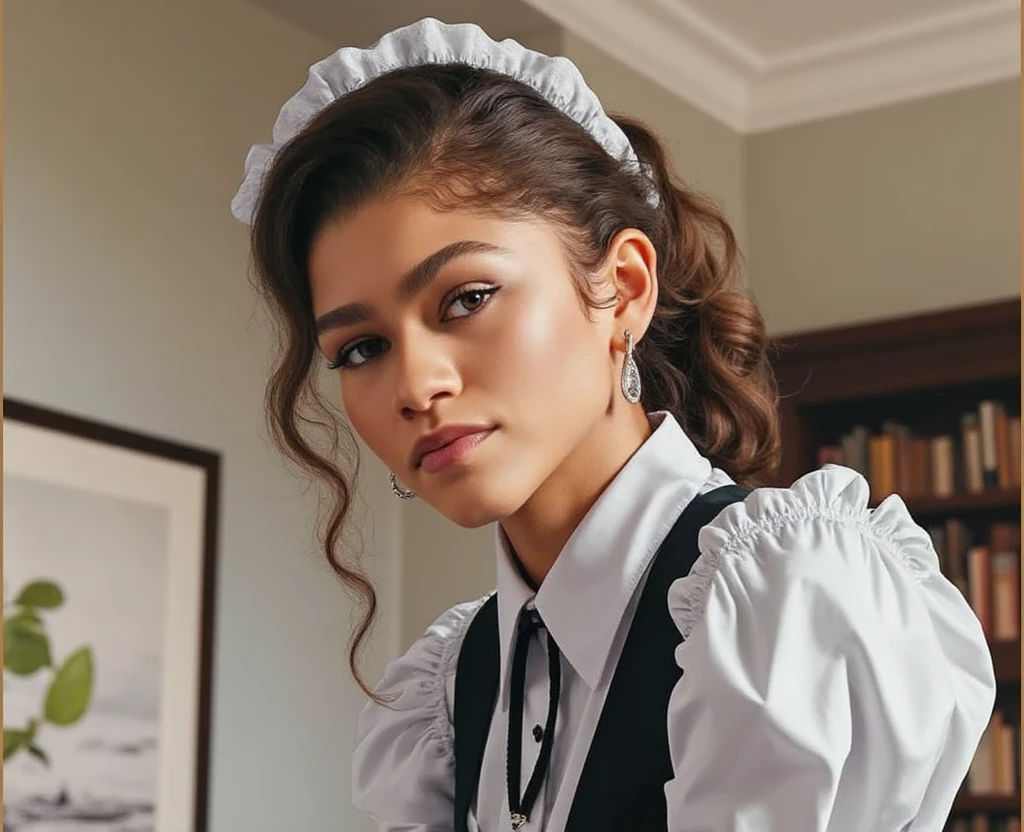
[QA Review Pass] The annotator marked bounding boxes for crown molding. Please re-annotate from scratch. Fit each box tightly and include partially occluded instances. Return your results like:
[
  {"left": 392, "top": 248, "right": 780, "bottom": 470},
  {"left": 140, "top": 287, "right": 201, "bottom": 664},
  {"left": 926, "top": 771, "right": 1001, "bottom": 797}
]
[
  {"left": 530, "top": 0, "right": 752, "bottom": 128},
  {"left": 526, "top": 0, "right": 1021, "bottom": 133}
]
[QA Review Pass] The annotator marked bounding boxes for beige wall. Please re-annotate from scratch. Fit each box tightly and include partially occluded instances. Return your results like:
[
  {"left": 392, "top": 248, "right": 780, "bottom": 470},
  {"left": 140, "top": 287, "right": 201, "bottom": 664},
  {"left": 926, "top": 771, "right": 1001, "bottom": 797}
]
[
  {"left": 4, "top": 1, "right": 398, "bottom": 829},
  {"left": 745, "top": 79, "right": 1021, "bottom": 336},
  {"left": 400, "top": 501, "right": 495, "bottom": 647}
]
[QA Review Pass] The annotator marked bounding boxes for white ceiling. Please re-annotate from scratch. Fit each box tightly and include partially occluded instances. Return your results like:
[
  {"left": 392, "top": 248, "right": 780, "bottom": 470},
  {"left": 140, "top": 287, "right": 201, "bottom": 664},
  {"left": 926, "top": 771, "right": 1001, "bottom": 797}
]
[{"left": 250, "top": 0, "right": 1021, "bottom": 133}]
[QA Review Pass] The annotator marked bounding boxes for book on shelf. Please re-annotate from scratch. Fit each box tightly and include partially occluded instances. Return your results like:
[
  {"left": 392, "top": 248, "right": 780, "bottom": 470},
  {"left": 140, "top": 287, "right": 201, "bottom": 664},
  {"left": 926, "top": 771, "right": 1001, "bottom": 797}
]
[
  {"left": 968, "top": 543, "right": 993, "bottom": 637},
  {"left": 991, "top": 524, "right": 1022, "bottom": 641},
  {"left": 965, "top": 707, "right": 1021, "bottom": 798},
  {"left": 964, "top": 413, "right": 985, "bottom": 494},
  {"left": 980, "top": 401, "right": 1017, "bottom": 491},
  {"left": 816, "top": 400, "right": 1020, "bottom": 504},
  {"left": 933, "top": 435, "right": 957, "bottom": 498},
  {"left": 1011, "top": 418, "right": 1022, "bottom": 488},
  {"left": 926, "top": 520, "right": 1020, "bottom": 640}
]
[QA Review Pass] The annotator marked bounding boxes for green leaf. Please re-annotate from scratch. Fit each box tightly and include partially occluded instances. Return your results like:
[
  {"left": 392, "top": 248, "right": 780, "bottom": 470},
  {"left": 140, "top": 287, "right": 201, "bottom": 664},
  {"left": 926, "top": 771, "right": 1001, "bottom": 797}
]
[
  {"left": 3, "top": 728, "right": 29, "bottom": 761},
  {"left": 15, "top": 581, "right": 64, "bottom": 609},
  {"left": 13, "top": 608, "right": 42, "bottom": 626},
  {"left": 4, "top": 614, "right": 52, "bottom": 675},
  {"left": 44, "top": 647, "right": 94, "bottom": 726},
  {"left": 26, "top": 744, "right": 50, "bottom": 766}
]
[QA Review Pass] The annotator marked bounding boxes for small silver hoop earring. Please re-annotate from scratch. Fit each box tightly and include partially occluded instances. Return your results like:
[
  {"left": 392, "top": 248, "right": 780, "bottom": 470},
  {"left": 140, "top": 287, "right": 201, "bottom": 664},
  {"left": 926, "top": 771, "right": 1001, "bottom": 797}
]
[
  {"left": 389, "top": 472, "right": 416, "bottom": 500},
  {"left": 621, "top": 329, "right": 642, "bottom": 404}
]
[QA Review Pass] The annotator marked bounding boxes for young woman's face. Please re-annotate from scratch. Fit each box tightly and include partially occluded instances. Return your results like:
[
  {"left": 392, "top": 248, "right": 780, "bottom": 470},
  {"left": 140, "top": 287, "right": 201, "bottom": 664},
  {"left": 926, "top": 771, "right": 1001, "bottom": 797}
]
[{"left": 307, "top": 196, "right": 619, "bottom": 527}]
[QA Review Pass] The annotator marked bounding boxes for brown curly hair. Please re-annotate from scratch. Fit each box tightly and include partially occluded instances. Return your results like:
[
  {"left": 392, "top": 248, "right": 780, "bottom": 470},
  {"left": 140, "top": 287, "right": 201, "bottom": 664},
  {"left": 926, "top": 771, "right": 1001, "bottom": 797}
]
[{"left": 246, "top": 64, "right": 781, "bottom": 699}]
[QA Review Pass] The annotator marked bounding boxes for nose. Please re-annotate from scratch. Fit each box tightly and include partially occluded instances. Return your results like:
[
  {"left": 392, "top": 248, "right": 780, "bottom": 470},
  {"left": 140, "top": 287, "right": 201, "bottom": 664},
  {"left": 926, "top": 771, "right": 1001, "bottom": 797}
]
[{"left": 390, "top": 332, "right": 461, "bottom": 420}]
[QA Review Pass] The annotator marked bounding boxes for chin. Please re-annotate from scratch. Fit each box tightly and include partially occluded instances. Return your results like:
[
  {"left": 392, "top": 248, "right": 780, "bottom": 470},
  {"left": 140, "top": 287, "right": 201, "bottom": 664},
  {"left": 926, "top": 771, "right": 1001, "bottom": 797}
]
[{"left": 429, "top": 477, "right": 528, "bottom": 529}]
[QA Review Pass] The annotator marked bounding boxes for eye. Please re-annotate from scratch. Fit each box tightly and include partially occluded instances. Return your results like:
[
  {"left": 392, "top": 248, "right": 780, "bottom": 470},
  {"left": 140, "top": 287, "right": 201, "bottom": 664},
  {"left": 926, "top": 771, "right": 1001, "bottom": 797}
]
[
  {"left": 327, "top": 337, "right": 389, "bottom": 370},
  {"left": 442, "top": 286, "right": 501, "bottom": 321}
]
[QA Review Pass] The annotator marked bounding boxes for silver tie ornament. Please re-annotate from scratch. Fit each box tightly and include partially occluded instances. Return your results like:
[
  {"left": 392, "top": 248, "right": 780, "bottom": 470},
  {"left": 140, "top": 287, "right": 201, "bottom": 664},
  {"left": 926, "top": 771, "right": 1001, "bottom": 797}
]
[
  {"left": 389, "top": 472, "right": 416, "bottom": 499},
  {"left": 620, "top": 329, "right": 642, "bottom": 404}
]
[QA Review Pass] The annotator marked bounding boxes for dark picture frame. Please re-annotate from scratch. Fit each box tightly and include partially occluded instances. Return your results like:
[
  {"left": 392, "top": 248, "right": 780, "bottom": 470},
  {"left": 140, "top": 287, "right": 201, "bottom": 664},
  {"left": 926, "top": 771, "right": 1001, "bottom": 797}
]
[{"left": 3, "top": 397, "right": 219, "bottom": 831}]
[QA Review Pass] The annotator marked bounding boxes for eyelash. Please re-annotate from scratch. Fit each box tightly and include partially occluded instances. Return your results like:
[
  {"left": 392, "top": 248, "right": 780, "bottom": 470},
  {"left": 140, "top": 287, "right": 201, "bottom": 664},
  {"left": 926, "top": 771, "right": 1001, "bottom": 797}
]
[{"left": 327, "top": 285, "right": 502, "bottom": 371}]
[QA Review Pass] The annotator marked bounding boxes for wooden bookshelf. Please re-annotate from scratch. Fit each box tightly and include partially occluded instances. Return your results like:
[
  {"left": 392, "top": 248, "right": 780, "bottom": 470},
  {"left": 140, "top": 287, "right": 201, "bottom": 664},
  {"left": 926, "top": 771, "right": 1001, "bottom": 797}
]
[
  {"left": 771, "top": 299, "right": 1020, "bottom": 488},
  {"left": 770, "top": 298, "right": 1022, "bottom": 826}
]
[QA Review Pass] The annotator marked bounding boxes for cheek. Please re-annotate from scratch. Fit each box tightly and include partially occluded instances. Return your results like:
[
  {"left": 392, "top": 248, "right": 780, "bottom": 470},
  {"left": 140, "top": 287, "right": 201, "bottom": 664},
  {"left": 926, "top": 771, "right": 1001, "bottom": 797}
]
[{"left": 483, "top": 281, "right": 610, "bottom": 411}]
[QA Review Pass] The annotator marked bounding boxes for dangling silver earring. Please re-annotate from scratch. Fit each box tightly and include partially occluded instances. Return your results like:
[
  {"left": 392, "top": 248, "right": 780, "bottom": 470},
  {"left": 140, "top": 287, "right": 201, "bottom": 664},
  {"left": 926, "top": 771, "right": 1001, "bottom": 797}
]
[
  {"left": 389, "top": 472, "right": 416, "bottom": 500},
  {"left": 620, "top": 329, "right": 642, "bottom": 404}
]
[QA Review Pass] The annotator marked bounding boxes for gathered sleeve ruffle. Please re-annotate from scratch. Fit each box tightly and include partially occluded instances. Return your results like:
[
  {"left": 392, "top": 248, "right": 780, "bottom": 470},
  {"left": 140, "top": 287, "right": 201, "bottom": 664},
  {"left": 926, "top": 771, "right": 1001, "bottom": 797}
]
[
  {"left": 665, "top": 465, "right": 996, "bottom": 831},
  {"left": 352, "top": 597, "right": 490, "bottom": 831}
]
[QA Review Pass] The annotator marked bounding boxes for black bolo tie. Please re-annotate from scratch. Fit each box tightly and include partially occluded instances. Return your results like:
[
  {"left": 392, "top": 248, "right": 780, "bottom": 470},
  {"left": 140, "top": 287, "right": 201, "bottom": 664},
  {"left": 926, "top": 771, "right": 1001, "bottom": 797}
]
[{"left": 507, "top": 606, "right": 561, "bottom": 831}]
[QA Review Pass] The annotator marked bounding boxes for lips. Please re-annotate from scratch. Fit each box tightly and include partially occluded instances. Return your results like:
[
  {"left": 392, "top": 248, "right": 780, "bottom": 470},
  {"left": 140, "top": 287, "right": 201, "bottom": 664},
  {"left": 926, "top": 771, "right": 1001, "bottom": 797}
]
[{"left": 411, "top": 424, "right": 495, "bottom": 471}]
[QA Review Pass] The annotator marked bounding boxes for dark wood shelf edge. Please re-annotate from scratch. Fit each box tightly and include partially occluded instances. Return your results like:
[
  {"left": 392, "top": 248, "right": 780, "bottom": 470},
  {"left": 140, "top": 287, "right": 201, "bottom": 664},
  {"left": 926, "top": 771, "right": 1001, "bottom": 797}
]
[
  {"left": 771, "top": 299, "right": 1021, "bottom": 405},
  {"left": 952, "top": 793, "right": 1021, "bottom": 813},
  {"left": 869, "top": 488, "right": 1021, "bottom": 516},
  {"left": 771, "top": 299, "right": 1020, "bottom": 355}
]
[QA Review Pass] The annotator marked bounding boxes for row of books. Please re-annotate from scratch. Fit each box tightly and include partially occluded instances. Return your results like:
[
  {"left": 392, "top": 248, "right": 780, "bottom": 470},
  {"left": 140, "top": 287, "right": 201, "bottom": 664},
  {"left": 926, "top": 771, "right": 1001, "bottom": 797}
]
[
  {"left": 965, "top": 707, "right": 1020, "bottom": 797},
  {"left": 926, "top": 520, "right": 1020, "bottom": 640},
  {"left": 817, "top": 400, "right": 1021, "bottom": 503},
  {"left": 950, "top": 817, "right": 1021, "bottom": 832}
]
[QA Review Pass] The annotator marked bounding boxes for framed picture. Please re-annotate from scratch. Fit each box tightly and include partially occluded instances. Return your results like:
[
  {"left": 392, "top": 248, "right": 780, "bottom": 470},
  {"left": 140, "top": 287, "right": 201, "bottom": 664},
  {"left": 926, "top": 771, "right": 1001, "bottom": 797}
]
[{"left": 3, "top": 398, "right": 220, "bottom": 831}]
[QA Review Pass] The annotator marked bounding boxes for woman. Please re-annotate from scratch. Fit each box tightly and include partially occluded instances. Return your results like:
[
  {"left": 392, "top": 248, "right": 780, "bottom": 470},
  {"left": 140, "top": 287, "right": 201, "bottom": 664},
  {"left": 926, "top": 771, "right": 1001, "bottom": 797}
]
[{"left": 231, "top": 18, "right": 996, "bottom": 832}]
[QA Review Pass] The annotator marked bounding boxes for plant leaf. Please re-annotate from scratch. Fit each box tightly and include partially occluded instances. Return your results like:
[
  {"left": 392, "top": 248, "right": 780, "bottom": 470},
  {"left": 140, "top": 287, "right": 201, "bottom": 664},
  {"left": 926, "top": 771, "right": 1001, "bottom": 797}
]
[
  {"left": 3, "top": 729, "right": 28, "bottom": 761},
  {"left": 44, "top": 647, "right": 94, "bottom": 726},
  {"left": 26, "top": 744, "right": 50, "bottom": 767},
  {"left": 14, "top": 608, "right": 42, "bottom": 626},
  {"left": 4, "top": 615, "right": 52, "bottom": 675},
  {"left": 15, "top": 580, "right": 64, "bottom": 609}
]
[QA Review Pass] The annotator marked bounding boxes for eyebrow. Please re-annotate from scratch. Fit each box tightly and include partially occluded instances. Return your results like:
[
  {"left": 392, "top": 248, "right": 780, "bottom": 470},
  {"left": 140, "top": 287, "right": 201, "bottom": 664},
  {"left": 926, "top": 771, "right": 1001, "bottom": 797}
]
[{"left": 314, "top": 240, "right": 509, "bottom": 335}]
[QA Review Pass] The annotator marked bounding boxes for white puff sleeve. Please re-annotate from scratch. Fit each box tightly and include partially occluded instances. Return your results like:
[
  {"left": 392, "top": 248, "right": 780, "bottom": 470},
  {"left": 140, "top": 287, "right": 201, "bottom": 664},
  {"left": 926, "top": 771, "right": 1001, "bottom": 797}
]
[
  {"left": 352, "top": 597, "right": 489, "bottom": 831},
  {"left": 666, "top": 465, "right": 997, "bottom": 832}
]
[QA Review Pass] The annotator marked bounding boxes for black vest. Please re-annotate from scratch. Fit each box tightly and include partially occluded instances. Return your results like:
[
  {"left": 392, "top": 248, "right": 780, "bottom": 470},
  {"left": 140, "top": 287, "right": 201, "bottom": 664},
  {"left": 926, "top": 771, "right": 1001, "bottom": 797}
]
[{"left": 453, "top": 484, "right": 751, "bottom": 832}]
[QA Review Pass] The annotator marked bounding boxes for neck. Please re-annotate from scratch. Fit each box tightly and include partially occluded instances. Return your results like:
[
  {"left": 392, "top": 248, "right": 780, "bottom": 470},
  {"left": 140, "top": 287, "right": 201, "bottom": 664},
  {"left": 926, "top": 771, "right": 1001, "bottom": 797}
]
[{"left": 499, "top": 406, "right": 653, "bottom": 587}]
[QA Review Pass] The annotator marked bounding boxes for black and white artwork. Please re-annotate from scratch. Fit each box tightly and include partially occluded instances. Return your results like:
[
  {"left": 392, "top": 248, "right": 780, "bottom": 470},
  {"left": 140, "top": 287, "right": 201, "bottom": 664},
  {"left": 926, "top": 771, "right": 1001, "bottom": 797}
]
[{"left": 3, "top": 399, "right": 219, "bottom": 832}]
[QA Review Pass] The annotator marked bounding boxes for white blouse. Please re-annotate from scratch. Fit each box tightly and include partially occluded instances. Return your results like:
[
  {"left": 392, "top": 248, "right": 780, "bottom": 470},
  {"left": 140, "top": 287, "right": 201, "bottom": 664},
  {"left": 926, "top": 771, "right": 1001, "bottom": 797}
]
[{"left": 352, "top": 412, "right": 996, "bottom": 832}]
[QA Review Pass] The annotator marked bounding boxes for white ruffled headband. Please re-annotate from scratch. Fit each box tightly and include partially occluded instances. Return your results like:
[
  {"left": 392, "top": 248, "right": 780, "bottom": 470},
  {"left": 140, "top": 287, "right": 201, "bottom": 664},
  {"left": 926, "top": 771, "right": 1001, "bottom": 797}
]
[{"left": 230, "top": 17, "right": 657, "bottom": 225}]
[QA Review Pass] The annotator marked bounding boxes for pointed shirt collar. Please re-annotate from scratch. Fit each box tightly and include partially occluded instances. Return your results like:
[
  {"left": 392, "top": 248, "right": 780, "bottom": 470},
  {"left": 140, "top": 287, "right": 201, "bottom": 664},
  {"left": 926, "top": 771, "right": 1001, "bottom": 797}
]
[{"left": 494, "top": 411, "right": 714, "bottom": 696}]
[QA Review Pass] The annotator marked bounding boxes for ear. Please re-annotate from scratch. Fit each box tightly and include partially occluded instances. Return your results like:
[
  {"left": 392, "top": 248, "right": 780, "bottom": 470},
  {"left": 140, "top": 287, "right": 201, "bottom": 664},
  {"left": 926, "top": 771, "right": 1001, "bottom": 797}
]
[{"left": 602, "top": 228, "right": 658, "bottom": 348}]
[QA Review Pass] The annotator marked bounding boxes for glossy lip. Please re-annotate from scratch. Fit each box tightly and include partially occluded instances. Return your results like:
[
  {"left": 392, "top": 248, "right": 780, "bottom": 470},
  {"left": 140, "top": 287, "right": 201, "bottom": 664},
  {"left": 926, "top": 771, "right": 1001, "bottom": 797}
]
[{"left": 411, "top": 424, "right": 496, "bottom": 470}]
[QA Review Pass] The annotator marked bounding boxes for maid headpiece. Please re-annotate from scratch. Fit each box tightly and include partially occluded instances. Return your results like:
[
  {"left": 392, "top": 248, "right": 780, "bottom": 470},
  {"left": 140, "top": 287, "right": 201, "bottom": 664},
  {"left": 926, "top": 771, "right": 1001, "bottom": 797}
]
[{"left": 230, "top": 17, "right": 658, "bottom": 225}]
